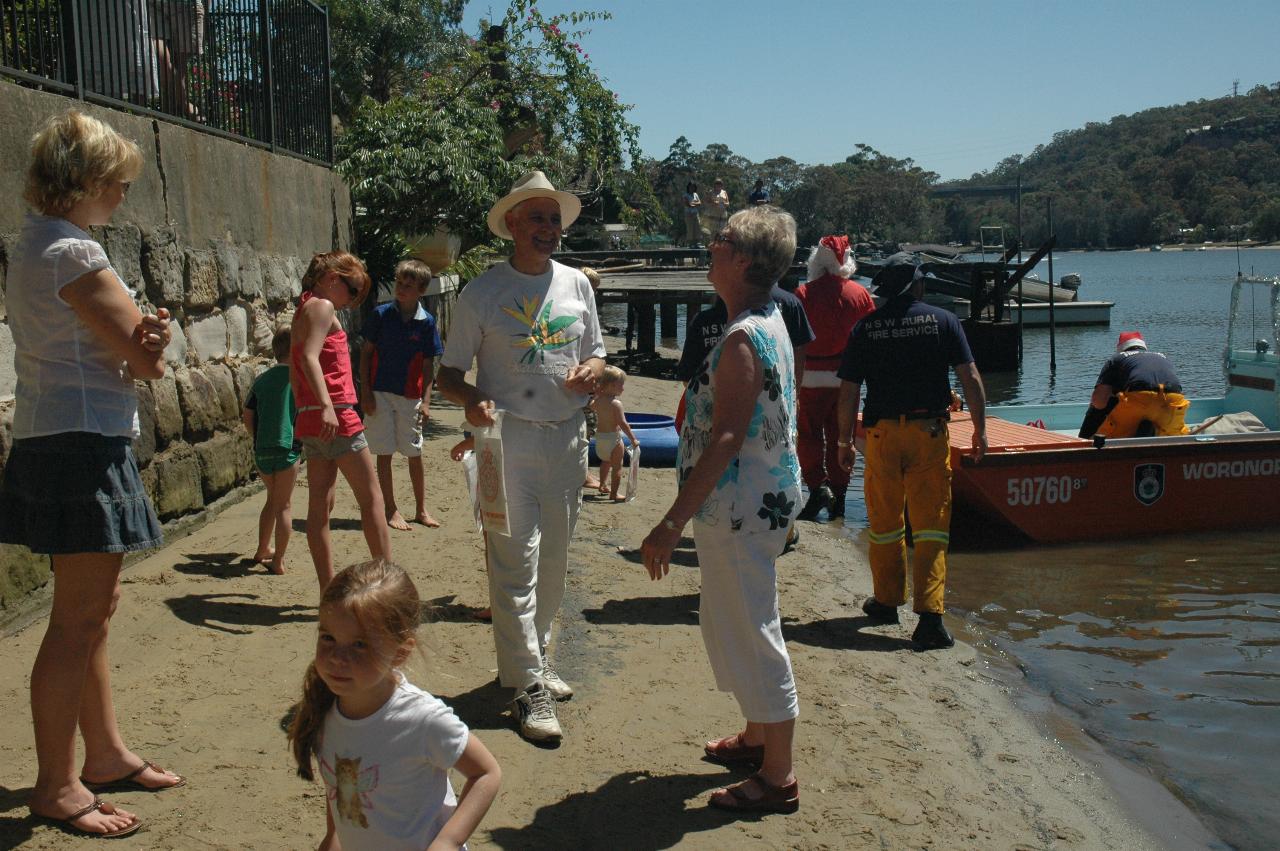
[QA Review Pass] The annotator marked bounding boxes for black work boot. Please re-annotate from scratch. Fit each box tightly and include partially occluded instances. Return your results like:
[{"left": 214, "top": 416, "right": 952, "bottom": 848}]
[
  {"left": 861, "top": 597, "right": 900, "bottom": 625},
  {"left": 912, "top": 612, "right": 955, "bottom": 650},
  {"left": 829, "top": 488, "right": 846, "bottom": 519},
  {"left": 797, "top": 484, "right": 832, "bottom": 521}
]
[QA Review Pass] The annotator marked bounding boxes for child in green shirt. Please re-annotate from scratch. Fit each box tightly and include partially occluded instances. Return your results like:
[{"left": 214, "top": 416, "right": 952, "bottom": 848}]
[{"left": 243, "top": 328, "right": 300, "bottom": 574}]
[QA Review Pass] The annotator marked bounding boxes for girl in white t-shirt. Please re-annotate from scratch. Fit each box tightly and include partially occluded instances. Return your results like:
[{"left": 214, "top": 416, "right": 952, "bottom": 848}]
[{"left": 289, "top": 561, "right": 501, "bottom": 851}]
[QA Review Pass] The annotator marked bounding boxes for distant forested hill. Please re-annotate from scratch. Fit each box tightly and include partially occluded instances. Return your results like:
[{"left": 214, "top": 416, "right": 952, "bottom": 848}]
[{"left": 943, "top": 83, "right": 1280, "bottom": 248}]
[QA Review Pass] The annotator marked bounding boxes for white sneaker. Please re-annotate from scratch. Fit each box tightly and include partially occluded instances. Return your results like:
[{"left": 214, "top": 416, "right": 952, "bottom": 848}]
[
  {"left": 513, "top": 684, "right": 562, "bottom": 742},
  {"left": 540, "top": 659, "right": 574, "bottom": 701}
]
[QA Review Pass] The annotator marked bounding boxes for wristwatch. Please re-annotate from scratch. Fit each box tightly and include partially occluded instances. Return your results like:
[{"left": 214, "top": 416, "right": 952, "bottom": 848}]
[{"left": 661, "top": 517, "right": 680, "bottom": 532}]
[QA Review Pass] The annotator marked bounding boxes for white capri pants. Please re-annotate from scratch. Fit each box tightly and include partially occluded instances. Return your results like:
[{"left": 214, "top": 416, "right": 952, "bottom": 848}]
[
  {"left": 694, "top": 520, "right": 799, "bottom": 723},
  {"left": 486, "top": 411, "right": 588, "bottom": 690}
]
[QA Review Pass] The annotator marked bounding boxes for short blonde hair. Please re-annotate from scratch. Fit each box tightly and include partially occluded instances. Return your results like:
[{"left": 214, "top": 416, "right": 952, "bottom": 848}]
[
  {"left": 24, "top": 109, "right": 143, "bottom": 216},
  {"left": 727, "top": 206, "right": 797, "bottom": 290},
  {"left": 395, "top": 258, "right": 433, "bottom": 290},
  {"left": 600, "top": 364, "right": 626, "bottom": 387}
]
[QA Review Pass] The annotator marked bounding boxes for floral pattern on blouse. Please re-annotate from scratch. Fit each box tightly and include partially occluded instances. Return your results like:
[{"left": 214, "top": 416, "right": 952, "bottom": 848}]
[{"left": 677, "top": 303, "right": 801, "bottom": 533}]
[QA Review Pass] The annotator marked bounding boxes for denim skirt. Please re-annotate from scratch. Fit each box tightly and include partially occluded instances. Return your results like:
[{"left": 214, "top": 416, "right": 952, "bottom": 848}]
[{"left": 0, "top": 432, "right": 163, "bottom": 555}]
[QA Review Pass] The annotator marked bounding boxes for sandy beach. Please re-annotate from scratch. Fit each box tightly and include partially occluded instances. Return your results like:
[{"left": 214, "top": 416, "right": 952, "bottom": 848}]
[{"left": 0, "top": 365, "right": 1165, "bottom": 850}]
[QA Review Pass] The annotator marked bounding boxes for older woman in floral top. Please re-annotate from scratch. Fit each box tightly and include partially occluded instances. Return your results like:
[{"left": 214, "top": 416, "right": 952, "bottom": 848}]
[{"left": 642, "top": 206, "right": 802, "bottom": 814}]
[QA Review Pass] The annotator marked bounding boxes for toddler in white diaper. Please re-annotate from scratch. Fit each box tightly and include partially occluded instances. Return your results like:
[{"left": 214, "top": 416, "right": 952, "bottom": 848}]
[{"left": 590, "top": 365, "right": 639, "bottom": 502}]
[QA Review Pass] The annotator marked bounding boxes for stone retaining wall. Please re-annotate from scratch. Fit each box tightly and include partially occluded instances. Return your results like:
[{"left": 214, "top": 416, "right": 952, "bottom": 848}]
[{"left": 0, "top": 82, "right": 353, "bottom": 618}]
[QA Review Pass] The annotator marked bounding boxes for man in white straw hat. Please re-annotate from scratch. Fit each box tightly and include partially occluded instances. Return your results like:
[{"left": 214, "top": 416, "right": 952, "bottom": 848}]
[{"left": 438, "top": 170, "right": 606, "bottom": 744}]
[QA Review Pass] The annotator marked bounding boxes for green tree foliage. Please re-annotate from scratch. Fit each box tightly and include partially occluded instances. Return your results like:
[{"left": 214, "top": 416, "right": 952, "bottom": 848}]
[
  {"left": 325, "top": 0, "right": 465, "bottom": 125},
  {"left": 323, "top": 0, "right": 653, "bottom": 279},
  {"left": 946, "top": 84, "right": 1280, "bottom": 247}
]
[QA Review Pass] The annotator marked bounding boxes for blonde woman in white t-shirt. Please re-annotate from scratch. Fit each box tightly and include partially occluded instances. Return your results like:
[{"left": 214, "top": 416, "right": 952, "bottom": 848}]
[{"left": 0, "top": 110, "right": 181, "bottom": 838}]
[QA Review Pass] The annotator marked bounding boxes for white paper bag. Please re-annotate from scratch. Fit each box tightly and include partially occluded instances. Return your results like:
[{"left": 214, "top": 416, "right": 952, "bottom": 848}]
[
  {"left": 459, "top": 450, "right": 483, "bottom": 531},
  {"left": 624, "top": 443, "right": 640, "bottom": 502},
  {"left": 474, "top": 413, "right": 510, "bottom": 536}
]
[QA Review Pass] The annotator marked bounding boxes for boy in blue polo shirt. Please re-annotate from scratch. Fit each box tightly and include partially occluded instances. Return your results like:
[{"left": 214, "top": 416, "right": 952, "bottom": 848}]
[{"left": 359, "top": 259, "right": 445, "bottom": 530}]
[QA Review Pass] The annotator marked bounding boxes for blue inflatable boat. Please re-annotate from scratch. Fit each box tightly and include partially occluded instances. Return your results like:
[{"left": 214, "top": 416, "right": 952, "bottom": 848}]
[{"left": 588, "top": 412, "right": 679, "bottom": 468}]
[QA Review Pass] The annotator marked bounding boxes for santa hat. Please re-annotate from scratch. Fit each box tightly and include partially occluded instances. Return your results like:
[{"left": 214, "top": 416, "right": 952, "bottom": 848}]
[
  {"left": 806, "top": 235, "right": 857, "bottom": 281},
  {"left": 1116, "top": 331, "right": 1147, "bottom": 352}
]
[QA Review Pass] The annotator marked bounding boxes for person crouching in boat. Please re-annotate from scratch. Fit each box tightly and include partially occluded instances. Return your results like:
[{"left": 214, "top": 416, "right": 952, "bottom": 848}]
[{"left": 1078, "top": 331, "right": 1190, "bottom": 439}]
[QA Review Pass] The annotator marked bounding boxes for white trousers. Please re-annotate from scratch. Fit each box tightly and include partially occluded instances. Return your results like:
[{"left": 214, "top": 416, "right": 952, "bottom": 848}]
[
  {"left": 486, "top": 411, "right": 587, "bottom": 690},
  {"left": 694, "top": 521, "right": 799, "bottom": 723}
]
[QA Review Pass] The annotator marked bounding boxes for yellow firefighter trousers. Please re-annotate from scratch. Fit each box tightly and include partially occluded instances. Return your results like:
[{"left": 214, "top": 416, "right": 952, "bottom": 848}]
[
  {"left": 862, "top": 418, "right": 951, "bottom": 614},
  {"left": 1097, "top": 390, "right": 1190, "bottom": 438}
]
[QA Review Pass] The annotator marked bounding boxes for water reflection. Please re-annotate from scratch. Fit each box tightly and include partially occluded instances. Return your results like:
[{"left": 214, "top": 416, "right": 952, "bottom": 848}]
[{"left": 947, "top": 531, "right": 1280, "bottom": 851}]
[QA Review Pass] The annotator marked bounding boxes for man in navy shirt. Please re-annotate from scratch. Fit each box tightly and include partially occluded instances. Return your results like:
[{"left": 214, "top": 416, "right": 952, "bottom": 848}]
[
  {"left": 1079, "top": 331, "right": 1189, "bottom": 438},
  {"left": 747, "top": 179, "right": 771, "bottom": 206},
  {"left": 675, "top": 286, "right": 814, "bottom": 386},
  {"left": 835, "top": 254, "right": 987, "bottom": 650}
]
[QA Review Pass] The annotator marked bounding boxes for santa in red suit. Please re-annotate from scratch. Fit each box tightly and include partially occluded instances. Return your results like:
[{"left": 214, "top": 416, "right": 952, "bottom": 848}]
[{"left": 794, "top": 235, "right": 875, "bottom": 520}]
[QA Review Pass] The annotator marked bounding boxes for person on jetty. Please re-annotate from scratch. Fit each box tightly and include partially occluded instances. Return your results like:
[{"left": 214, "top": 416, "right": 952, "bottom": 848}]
[
  {"left": 748, "top": 178, "right": 770, "bottom": 206},
  {"left": 243, "top": 326, "right": 300, "bottom": 573},
  {"left": 291, "top": 251, "right": 390, "bottom": 590},
  {"left": 438, "top": 170, "right": 605, "bottom": 744},
  {"left": 641, "top": 207, "right": 803, "bottom": 815},
  {"left": 1078, "top": 331, "right": 1189, "bottom": 439},
  {"left": 706, "top": 178, "right": 730, "bottom": 235},
  {"left": 0, "top": 109, "right": 182, "bottom": 839},
  {"left": 682, "top": 181, "right": 703, "bottom": 247},
  {"left": 794, "top": 235, "right": 875, "bottom": 522},
  {"left": 288, "top": 560, "right": 501, "bottom": 851},
  {"left": 359, "top": 258, "right": 445, "bottom": 531},
  {"left": 836, "top": 253, "right": 987, "bottom": 650}
]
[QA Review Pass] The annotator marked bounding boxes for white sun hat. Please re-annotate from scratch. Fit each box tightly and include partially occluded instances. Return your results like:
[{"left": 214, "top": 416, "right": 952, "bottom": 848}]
[{"left": 486, "top": 170, "right": 582, "bottom": 239}]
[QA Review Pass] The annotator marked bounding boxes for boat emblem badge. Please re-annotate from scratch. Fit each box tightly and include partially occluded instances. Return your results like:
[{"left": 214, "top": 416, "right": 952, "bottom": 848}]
[{"left": 1134, "top": 464, "right": 1165, "bottom": 506}]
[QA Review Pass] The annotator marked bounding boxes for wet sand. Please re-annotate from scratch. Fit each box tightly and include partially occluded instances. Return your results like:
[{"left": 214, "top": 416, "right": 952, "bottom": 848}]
[{"left": 0, "top": 368, "right": 1164, "bottom": 849}]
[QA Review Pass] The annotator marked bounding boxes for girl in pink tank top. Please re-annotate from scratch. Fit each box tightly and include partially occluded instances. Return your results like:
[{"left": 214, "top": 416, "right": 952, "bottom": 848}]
[{"left": 290, "top": 252, "right": 391, "bottom": 589}]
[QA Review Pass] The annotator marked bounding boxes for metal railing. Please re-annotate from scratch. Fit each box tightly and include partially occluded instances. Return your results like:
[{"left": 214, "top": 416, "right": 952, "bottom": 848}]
[{"left": 1, "top": 0, "right": 332, "bottom": 164}]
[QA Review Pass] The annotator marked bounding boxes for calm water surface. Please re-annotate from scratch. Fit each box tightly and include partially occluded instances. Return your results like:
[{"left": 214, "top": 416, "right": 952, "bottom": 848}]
[{"left": 755, "top": 250, "right": 1280, "bottom": 849}]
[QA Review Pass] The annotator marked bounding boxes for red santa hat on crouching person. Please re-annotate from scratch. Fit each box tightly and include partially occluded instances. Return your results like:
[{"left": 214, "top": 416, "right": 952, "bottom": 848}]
[
  {"left": 1116, "top": 330, "right": 1147, "bottom": 352},
  {"left": 806, "top": 234, "right": 858, "bottom": 281}
]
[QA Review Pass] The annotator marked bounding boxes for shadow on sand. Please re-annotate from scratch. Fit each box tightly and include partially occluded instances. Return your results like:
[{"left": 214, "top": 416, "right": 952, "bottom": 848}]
[
  {"left": 291, "top": 517, "right": 363, "bottom": 533},
  {"left": 0, "top": 784, "right": 35, "bottom": 848},
  {"left": 782, "top": 615, "right": 915, "bottom": 652},
  {"left": 171, "top": 551, "right": 271, "bottom": 579},
  {"left": 581, "top": 593, "right": 699, "bottom": 627},
  {"left": 165, "top": 593, "right": 314, "bottom": 635},
  {"left": 487, "top": 769, "right": 754, "bottom": 849},
  {"left": 422, "top": 594, "right": 492, "bottom": 624}
]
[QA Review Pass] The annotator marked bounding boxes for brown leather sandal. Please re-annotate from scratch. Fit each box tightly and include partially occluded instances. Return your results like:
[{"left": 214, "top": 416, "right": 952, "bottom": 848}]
[
  {"left": 709, "top": 771, "right": 800, "bottom": 814},
  {"left": 34, "top": 796, "right": 142, "bottom": 838},
  {"left": 703, "top": 733, "right": 765, "bottom": 766},
  {"left": 81, "top": 760, "right": 186, "bottom": 793}
]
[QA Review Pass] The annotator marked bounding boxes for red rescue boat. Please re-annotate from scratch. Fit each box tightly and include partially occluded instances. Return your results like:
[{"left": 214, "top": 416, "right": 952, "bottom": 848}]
[{"left": 947, "top": 413, "right": 1280, "bottom": 543}]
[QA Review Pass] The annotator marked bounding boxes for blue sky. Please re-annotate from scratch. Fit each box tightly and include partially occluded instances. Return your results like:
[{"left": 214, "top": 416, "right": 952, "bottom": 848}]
[{"left": 463, "top": 0, "right": 1280, "bottom": 180}]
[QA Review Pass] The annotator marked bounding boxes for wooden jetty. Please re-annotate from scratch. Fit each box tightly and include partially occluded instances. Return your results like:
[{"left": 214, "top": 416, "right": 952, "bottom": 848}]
[
  {"left": 557, "top": 249, "right": 807, "bottom": 358},
  {"left": 591, "top": 269, "right": 715, "bottom": 356}
]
